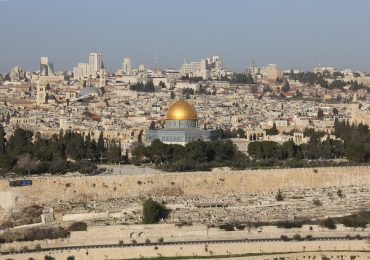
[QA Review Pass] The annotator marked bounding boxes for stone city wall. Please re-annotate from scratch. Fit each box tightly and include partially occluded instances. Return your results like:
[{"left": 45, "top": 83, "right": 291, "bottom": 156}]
[{"left": 0, "top": 166, "right": 369, "bottom": 209}]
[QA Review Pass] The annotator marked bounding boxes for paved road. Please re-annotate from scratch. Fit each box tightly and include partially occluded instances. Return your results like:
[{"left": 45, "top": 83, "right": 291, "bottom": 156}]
[{"left": 2, "top": 236, "right": 369, "bottom": 256}]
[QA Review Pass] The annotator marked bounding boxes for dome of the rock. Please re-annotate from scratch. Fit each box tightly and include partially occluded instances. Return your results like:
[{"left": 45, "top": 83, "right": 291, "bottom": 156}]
[{"left": 166, "top": 100, "right": 198, "bottom": 121}]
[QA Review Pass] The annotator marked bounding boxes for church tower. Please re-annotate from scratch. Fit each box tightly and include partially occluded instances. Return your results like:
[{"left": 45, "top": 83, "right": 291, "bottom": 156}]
[{"left": 36, "top": 85, "right": 47, "bottom": 106}]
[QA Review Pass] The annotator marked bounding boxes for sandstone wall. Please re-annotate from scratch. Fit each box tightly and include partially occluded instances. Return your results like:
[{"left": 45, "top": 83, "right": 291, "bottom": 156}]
[
  {"left": 6, "top": 240, "right": 370, "bottom": 260},
  {"left": 0, "top": 166, "right": 369, "bottom": 209}
]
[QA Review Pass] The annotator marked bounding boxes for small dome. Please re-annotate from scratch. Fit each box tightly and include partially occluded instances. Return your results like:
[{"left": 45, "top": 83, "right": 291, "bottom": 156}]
[
  {"left": 138, "top": 64, "right": 146, "bottom": 71},
  {"left": 166, "top": 100, "right": 198, "bottom": 120},
  {"left": 79, "top": 86, "right": 99, "bottom": 97}
]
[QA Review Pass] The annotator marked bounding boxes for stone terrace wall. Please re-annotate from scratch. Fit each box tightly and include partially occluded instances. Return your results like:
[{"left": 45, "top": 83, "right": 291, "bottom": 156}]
[{"left": 0, "top": 166, "right": 369, "bottom": 208}]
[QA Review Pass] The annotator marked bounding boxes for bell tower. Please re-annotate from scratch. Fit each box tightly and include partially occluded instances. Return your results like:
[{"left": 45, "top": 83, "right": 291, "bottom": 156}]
[{"left": 36, "top": 84, "right": 46, "bottom": 106}]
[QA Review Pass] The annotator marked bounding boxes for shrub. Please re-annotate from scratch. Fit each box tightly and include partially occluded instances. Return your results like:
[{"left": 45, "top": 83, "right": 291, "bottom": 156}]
[
  {"left": 337, "top": 189, "right": 344, "bottom": 198},
  {"left": 276, "top": 221, "right": 303, "bottom": 229},
  {"left": 235, "top": 224, "right": 245, "bottom": 230},
  {"left": 322, "top": 218, "right": 336, "bottom": 229},
  {"left": 219, "top": 223, "right": 234, "bottom": 231},
  {"left": 306, "top": 235, "right": 313, "bottom": 240},
  {"left": 158, "top": 237, "right": 164, "bottom": 243},
  {"left": 293, "top": 234, "right": 302, "bottom": 241},
  {"left": 280, "top": 235, "right": 289, "bottom": 241},
  {"left": 1, "top": 227, "right": 69, "bottom": 243},
  {"left": 313, "top": 198, "right": 322, "bottom": 206},
  {"left": 0, "top": 220, "right": 15, "bottom": 230},
  {"left": 276, "top": 189, "right": 284, "bottom": 201},
  {"left": 145, "top": 238, "right": 151, "bottom": 244},
  {"left": 175, "top": 221, "right": 192, "bottom": 227},
  {"left": 341, "top": 212, "right": 369, "bottom": 228},
  {"left": 68, "top": 222, "right": 87, "bottom": 231}
]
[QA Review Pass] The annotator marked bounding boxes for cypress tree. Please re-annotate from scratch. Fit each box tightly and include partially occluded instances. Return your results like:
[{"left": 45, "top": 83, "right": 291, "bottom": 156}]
[
  {"left": 97, "top": 131, "right": 105, "bottom": 153},
  {"left": 0, "top": 124, "right": 5, "bottom": 154}
]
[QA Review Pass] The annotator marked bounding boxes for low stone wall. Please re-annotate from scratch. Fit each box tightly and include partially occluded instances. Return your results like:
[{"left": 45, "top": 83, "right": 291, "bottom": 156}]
[
  {"left": 0, "top": 166, "right": 369, "bottom": 209},
  {"left": 2, "top": 223, "right": 370, "bottom": 257},
  {"left": 5, "top": 240, "right": 370, "bottom": 260}
]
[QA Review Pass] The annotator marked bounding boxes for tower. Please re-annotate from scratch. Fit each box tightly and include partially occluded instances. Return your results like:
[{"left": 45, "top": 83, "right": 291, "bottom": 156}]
[
  {"left": 89, "top": 52, "right": 103, "bottom": 77},
  {"left": 59, "top": 109, "right": 67, "bottom": 130},
  {"left": 36, "top": 85, "right": 47, "bottom": 106},
  {"left": 99, "top": 68, "right": 107, "bottom": 87},
  {"left": 122, "top": 57, "right": 132, "bottom": 74},
  {"left": 40, "top": 57, "right": 54, "bottom": 76},
  {"left": 350, "top": 94, "right": 359, "bottom": 125}
]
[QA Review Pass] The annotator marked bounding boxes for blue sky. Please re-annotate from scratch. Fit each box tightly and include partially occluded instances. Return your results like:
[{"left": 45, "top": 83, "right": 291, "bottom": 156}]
[{"left": 0, "top": 0, "right": 370, "bottom": 73}]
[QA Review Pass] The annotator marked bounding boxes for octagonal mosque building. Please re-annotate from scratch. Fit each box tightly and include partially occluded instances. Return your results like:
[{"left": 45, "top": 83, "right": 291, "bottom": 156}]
[{"left": 147, "top": 100, "right": 218, "bottom": 145}]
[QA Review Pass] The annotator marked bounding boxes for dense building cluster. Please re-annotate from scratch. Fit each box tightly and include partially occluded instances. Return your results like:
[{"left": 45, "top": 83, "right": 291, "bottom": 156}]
[{"left": 0, "top": 54, "right": 369, "bottom": 171}]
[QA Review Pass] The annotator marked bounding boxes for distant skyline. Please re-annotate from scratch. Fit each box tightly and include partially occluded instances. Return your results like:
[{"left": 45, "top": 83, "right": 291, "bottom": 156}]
[{"left": 1, "top": 0, "right": 370, "bottom": 73}]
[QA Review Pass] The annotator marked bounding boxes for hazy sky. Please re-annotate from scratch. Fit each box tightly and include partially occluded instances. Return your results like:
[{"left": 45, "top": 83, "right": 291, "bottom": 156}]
[{"left": 1, "top": 0, "right": 370, "bottom": 73}]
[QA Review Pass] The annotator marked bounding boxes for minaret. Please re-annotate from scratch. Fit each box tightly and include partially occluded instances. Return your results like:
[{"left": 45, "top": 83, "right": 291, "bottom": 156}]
[
  {"left": 350, "top": 93, "right": 359, "bottom": 125},
  {"left": 59, "top": 109, "right": 67, "bottom": 130}
]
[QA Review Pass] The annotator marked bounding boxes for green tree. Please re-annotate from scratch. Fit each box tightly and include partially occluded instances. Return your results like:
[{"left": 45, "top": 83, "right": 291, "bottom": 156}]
[
  {"left": 0, "top": 124, "right": 5, "bottom": 155},
  {"left": 7, "top": 128, "right": 33, "bottom": 157},
  {"left": 236, "top": 128, "right": 246, "bottom": 138},
  {"left": 345, "top": 143, "right": 367, "bottom": 162},
  {"left": 142, "top": 198, "right": 167, "bottom": 224},
  {"left": 97, "top": 131, "right": 105, "bottom": 154},
  {"left": 85, "top": 133, "right": 98, "bottom": 161},
  {"left": 281, "top": 80, "right": 290, "bottom": 92},
  {"left": 229, "top": 73, "right": 254, "bottom": 84},
  {"left": 131, "top": 144, "right": 148, "bottom": 164},
  {"left": 149, "top": 121, "right": 156, "bottom": 130},
  {"left": 106, "top": 144, "right": 122, "bottom": 163},
  {"left": 280, "top": 140, "right": 297, "bottom": 159},
  {"left": 332, "top": 108, "right": 339, "bottom": 115},
  {"left": 247, "top": 142, "right": 263, "bottom": 159},
  {"left": 266, "top": 123, "right": 279, "bottom": 136},
  {"left": 317, "top": 109, "right": 324, "bottom": 120}
]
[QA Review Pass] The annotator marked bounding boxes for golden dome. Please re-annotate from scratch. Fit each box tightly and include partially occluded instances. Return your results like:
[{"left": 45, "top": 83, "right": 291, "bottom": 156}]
[{"left": 166, "top": 100, "right": 198, "bottom": 120}]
